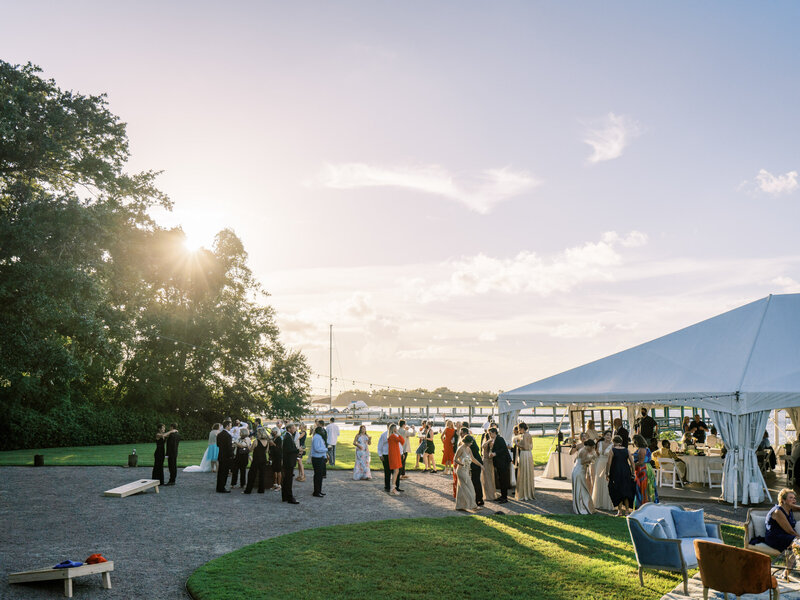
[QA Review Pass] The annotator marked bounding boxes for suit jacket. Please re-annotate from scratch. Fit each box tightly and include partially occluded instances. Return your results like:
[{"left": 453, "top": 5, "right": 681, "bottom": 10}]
[
  {"left": 469, "top": 439, "right": 483, "bottom": 466},
  {"left": 166, "top": 431, "right": 180, "bottom": 457},
  {"left": 216, "top": 429, "right": 233, "bottom": 461},
  {"left": 282, "top": 432, "right": 299, "bottom": 466},
  {"left": 491, "top": 435, "right": 512, "bottom": 469},
  {"left": 615, "top": 426, "right": 630, "bottom": 448}
]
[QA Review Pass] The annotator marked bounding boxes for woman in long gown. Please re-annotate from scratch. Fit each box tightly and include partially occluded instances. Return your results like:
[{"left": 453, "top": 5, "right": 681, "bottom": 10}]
[
  {"left": 353, "top": 425, "right": 372, "bottom": 481},
  {"left": 571, "top": 439, "right": 598, "bottom": 514},
  {"left": 152, "top": 423, "right": 167, "bottom": 485},
  {"left": 592, "top": 430, "right": 615, "bottom": 511},
  {"left": 607, "top": 434, "right": 636, "bottom": 516},
  {"left": 244, "top": 428, "right": 270, "bottom": 493},
  {"left": 183, "top": 423, "right": 220, "bottom": 473},
  {"left": 454, "top": 435, "right": 484, "bottom": 511},
  {"left": 514, "top": 423, "right": 536, "bottom": 500},
  {"left": 481, "top": 432, "right": 497, "bottom": 502},
  {"left": 633, "top": 434, "right": 659, "bottom": 508},
  {"left": 441, "top": 420, "right": 456, "bottom": 475}
]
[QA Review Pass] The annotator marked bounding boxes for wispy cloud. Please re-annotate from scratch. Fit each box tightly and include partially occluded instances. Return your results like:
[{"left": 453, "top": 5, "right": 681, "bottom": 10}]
[
  {"left": 756, "top": 169, "right": 798, "bottom": 195},
  {"left": 317, "top": 162, "right": 540, "bottom": 214},
  {"left": 772, "top": 276, "right": 800, "bottom": 293},
  {"left": 417, "top": 230, "right": 648, "bottom": 301},
  {"left": 584, "top": 113, "right": 642, "bottom": 164}
]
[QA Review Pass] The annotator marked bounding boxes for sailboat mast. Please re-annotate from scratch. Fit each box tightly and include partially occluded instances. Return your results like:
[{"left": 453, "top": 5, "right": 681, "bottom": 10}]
[{"left": 329, "top": 324, "right": 333, "bottom": 411}]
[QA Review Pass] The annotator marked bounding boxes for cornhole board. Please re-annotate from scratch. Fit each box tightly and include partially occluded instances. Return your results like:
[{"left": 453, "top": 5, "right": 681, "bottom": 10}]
[
  {"left": 104, "top": 479, "right": 159, "bottom": 497},
  {"left": 9, "top": 561, "right": 114, "bottom": 598}
]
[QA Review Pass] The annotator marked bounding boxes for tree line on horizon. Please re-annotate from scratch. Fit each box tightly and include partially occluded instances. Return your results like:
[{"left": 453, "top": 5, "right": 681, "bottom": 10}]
[{"left": 0, "top": 61, "right": 311, "bottom": 449}]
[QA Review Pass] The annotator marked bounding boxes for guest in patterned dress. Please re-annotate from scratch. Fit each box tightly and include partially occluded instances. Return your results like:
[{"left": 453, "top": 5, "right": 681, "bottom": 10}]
[
  {"left": 352, "top": 425, "right": 372, "bottom": 481},
  {"left": 633, "top": 434, "right": 658, "bottom": 508}
]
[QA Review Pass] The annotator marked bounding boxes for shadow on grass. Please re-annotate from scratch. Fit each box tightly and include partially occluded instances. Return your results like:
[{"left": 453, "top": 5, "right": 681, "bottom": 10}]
[{"left": 186, "top": 514, "right": 686, "bottom": 600}]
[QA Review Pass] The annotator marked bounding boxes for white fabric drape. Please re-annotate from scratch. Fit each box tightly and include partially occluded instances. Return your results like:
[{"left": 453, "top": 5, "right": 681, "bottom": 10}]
[
  {"left": 183, "top": 447, "right": 212, "bottom": 473},
  {"left": 707, "top": 408, "right": 771, "bottom": 505},
  {"left": 500, "top": 409, "right": 520, "bottom": 443},
  {"left": 787, "top": 408, "right": 800, "bottom": 435}
]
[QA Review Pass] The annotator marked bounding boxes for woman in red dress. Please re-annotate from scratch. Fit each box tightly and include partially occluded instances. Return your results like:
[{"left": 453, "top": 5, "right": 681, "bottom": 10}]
[
  {"left": 441, "top": 420, "right": 456, "bottom": 475},
  {"left": 387, "top": 424, "right": 405, "bottom": 495}
]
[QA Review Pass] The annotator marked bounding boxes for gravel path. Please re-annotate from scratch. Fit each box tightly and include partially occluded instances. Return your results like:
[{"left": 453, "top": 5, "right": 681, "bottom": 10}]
[{"left": 1, "top": 465, "right": 752, "bottom": 599}]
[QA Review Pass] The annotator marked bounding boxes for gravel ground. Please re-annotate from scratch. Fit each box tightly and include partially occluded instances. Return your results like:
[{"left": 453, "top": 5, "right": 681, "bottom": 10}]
[{"left": 1, "top": 465, "right": 752, "bottom": 599}]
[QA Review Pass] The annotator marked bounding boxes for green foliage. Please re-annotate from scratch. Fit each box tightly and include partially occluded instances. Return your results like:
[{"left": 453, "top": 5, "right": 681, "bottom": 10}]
[{"left": 0, "top": 60, "right": 311, "bottom": 447}]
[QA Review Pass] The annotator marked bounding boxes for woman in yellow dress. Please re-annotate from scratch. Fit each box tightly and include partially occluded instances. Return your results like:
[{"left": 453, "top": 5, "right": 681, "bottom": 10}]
[{"left": 514, "top": 422, "right": 536, "bottom": 500}]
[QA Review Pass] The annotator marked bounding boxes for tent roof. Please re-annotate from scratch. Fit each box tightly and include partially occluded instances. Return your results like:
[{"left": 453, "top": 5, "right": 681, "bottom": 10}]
[{"left": 499, "top": 294, "right": 800, "bottom": 415}]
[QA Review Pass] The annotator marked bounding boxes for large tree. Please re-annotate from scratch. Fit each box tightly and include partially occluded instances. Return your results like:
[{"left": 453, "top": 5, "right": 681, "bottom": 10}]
[{"left": 0, "top": 60, "right": 310, "bottom": 435}]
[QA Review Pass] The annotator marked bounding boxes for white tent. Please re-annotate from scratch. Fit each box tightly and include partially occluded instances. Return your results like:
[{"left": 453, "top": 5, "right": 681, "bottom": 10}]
[{"left": 499, "top": 293, "right": 800, "bottom": 505}]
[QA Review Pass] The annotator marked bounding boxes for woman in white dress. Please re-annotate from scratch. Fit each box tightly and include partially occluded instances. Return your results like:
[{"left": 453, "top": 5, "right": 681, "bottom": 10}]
[
  {"left": 454, "top": 435, "right": 484, "bottom": 511},
  {"left": 591, "top": 430, "right": 615, "bottom": 511},
  {"left": 514, "top": 423, "right": 536, "bottom": 500},
  {"left": 571, "top": 439, "right": 598, "bottom": 514}
]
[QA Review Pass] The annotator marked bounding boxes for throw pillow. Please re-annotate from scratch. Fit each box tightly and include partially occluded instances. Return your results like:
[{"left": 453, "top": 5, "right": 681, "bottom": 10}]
[
  {"left": 672, "top": 508, "right": 707, "bottom": 538},
  {"left": 641, "top": 518, "right": 667, "bottom": 539}
]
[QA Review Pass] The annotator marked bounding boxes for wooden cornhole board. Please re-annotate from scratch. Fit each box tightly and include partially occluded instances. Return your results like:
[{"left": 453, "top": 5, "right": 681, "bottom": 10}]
[
  {"left": 9, "top": 561, "right": 114, "bottom": 598},
  {"left": 104, "top": 479, "right": 159, "bottom": 497}
]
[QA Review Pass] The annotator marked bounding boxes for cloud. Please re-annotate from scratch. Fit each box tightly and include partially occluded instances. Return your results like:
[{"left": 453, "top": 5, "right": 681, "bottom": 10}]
[
  {"left": 418, "top": 230, "right": 648, "bottom": 301},
  {"left": 317, "top": 162, "right": 540, "bottom": 213},
  {"left": 549, "top": 321, "right": 606, "bottom": 339},
  {"left": 755, "top": 169, "right": 798, "bottom": 195},
  {"left": 584, "top": 113, "right": 642, "bottom": 164},
  {"left": 772, "top": 276, "right": 800, "bottom": 293}
]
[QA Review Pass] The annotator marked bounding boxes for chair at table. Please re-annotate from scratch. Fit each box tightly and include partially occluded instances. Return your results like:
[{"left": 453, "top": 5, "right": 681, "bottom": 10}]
[
  {"left": 695, "top": 539, "right": 779, "bottom": 600},
  {"left": 657, "top": 458, "right": 683, "bottom": 489},
  {"left": 707, "top": 458, "right": 724, "bottom": 489}
]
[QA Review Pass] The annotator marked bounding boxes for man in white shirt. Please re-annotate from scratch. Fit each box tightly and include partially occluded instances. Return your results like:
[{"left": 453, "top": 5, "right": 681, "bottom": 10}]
[
  {"left": 377, "top": 424, "right": 391, "bottom": 492},
  {"left": 325, "top": 417, "right": 340, "bottom": 465}
]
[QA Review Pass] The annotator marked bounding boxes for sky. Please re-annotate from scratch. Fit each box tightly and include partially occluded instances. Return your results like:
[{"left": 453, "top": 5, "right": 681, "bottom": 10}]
[{"left": 3, "top": 1, "right": 800, "bottom": 397}]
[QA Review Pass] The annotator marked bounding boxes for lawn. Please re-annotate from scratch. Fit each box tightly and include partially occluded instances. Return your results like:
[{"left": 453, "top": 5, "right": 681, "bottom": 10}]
[
  {"left": 0, "top": 430, "right": 555, "bottom": 468},
  {"left": 186, "top": 514, "right": 744, "bottom": 600}
]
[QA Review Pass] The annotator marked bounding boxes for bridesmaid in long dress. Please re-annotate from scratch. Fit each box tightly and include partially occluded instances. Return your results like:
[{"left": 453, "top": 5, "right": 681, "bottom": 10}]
[
  {"left": 352, "top": 425, "right": 372, "bottom": 481},
  {"left": 152, "top": 423, "right": 167, "bottom": 485},
  {"left": 514, "top": 423, "right": 536, "bottom": 500},
  {"left": 454, "top": 435, "right": 483, "bottom": 511},
  {"left": 592, "top": 430, "right": 615, "bottom": 511},
  {"left": 571, "top": 439, "right": 598, "bottom": 514},
  {"left": 441, "top": 420, "right": 456, "bottom": 475},
  {"left": 481, "top": 433, "right": 497, "bottom": 502},
  {"left": 607, "top": 435, "right": 636, "bottom": 516}
]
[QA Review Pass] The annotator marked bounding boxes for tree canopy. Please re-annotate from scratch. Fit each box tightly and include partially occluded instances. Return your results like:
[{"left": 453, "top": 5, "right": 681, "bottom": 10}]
[{"left": 0, "top": 61, "right": 310, "bottom": 447}]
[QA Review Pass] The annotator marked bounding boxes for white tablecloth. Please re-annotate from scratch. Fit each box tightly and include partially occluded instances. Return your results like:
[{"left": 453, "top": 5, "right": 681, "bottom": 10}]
[
  {"left": 543, "top": 447, "right": 576, "bottom": 478},
  {"left": 680, "top": 455, "right": 723, "bottom": 484}
]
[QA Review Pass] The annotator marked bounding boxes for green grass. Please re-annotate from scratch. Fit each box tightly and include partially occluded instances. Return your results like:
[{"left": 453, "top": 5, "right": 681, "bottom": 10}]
[
  {"left": 186, "top": 514, "right": 744, "bottom": 600},
  {"left": 0, "top": 430, "right": 555, "bottom": 468}
]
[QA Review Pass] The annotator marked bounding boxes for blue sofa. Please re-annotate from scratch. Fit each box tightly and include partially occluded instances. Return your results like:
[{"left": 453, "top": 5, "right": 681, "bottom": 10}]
[{"left": 627, "top": 502, "right": 723, "bottom": 595}]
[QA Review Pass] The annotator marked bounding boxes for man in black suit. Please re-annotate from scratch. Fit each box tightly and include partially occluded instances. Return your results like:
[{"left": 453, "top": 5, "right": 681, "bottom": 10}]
[
  {"left": 461, "top": 426, "right": 484, "bottom": 506},
  {"left": 488, "top": 427, "right": 511, "bottom": 503},
  {"left": 281, "top": 423, "right": 300, "bottom": 504},
  {"left": 165, "top": 422, "right": 180, "bottom": 486},
  {"left": 216, "top": 419, "right": 234, "bottom": 493},
  {"left": 613, "top": 418, "right": 630, "bottom": 449}
]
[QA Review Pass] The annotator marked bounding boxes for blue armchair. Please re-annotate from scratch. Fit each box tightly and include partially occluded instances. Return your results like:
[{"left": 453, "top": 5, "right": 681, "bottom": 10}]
[{"left": 627, "top": 502, "right": 722, "bottom": 595}]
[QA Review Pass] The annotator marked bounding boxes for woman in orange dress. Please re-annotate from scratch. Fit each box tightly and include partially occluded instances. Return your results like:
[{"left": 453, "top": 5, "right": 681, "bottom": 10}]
[
  {"left": 441, "top": 420, "right": 456, "bottom": 475},
  {"left": 387, "top": 424, "right": 405, "bottom": 495}
]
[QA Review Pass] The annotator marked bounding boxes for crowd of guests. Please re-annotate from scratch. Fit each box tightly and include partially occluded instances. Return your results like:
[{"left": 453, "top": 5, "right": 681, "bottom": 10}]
[{"left": 185, "top": 416, "right": 344, "bottom": 503}]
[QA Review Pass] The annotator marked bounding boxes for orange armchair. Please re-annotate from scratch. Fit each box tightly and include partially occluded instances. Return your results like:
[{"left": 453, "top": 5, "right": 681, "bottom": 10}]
[{"left": 694, "top": 540, "right": 779, "bottom": 600}]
